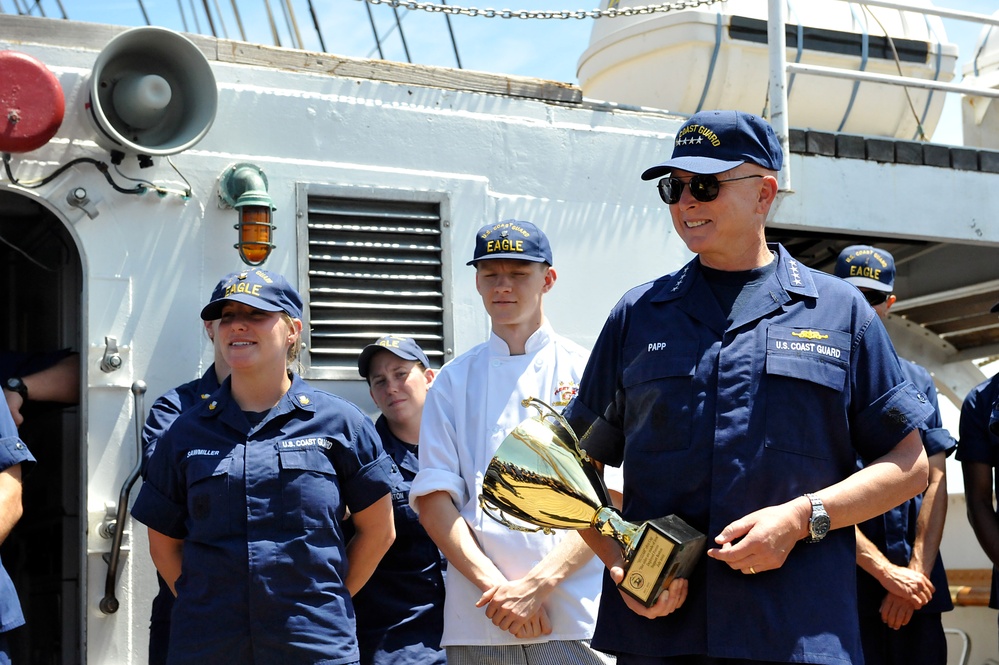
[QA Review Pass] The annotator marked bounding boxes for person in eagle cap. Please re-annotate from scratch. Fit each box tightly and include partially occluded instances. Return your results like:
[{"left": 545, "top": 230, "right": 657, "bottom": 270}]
[
  {"left": 834, "top": 245, "right": 955, "bottom": 665},
  {"left": 346, "top": 335, "right": 447, "bottom": 665},
  {"left": 410, "top": 220, "right": 614, "bottom": 665},
  {"left": 957, "top": 297, "right": 999, "bottom": 652},
  {"left": 835, "top": 244, "right": 895, "bottom": 289},
  {"left": 562, "top": 110, "right": 932, "bottom": 665},
  {"left": 132, "top": 268, "right": 396, "bottom": 665}
]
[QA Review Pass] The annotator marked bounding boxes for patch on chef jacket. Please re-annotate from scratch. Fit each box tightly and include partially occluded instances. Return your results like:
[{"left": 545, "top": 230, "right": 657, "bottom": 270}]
[{"left": 552, "top": 381, "right": 580, "bottom": 407}]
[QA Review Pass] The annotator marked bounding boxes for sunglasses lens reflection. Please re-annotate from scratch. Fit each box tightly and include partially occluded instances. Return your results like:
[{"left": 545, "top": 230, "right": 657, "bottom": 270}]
[
  {"left": 658, "top": 175, "right": 721, "bottom": 204},
  {"left": 689, "top": 175, "right": 719, "bottom": 202},
  {"left": 659, "top": 178, "right": 678, "bottom": 204}
]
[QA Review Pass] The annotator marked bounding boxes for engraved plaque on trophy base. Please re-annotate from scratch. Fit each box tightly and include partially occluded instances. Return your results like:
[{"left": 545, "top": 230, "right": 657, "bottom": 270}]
[{"left": 618, "top": 515, "right": 705, "bottom": 607}]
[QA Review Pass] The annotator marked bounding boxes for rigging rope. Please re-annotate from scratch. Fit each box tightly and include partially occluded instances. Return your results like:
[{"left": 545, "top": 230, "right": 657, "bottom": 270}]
[{"left": 354, "top": 0, "right": 726, "bottom": 20}]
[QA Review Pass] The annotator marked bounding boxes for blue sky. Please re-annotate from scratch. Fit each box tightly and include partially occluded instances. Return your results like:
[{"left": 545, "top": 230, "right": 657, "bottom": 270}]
[{"left": 8, "top": 0, "right": 997, "bottom": 144}]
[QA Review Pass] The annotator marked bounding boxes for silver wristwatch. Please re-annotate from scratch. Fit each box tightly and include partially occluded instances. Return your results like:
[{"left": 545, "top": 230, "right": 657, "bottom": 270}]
[{"left": 804, "top": 493, "right": 830, "bottom": 543}]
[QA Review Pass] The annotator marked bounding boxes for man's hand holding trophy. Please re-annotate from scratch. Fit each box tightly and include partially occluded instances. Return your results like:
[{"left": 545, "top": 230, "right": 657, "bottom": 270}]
[{"left": 480, "top": 397, "right": 705, "bottom": 608}]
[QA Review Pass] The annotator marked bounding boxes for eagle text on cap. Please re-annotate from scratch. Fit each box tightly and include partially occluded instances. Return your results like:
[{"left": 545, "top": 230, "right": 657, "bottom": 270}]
[
  {"left": 225, "top": 281, "right": 262, "bottom": 298},
  {"left": 842, "top": 248, "right": 890, "bottom": 281},
  {"left": 223, "top": 269, "right": 275, "bottom": 298},
  {"left": 483, "top": 221, "right": 532, "bottom": 255}
]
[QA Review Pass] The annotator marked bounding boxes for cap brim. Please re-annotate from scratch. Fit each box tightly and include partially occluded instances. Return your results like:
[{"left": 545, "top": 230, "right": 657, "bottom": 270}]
[
  {"left": 844, "top": 277, "right": 892, "bottom": 292},
  {"left": 641, "top": 156, "right": 746, "bottom": 180},
  {"left": 991, "top": 301, "right": 999, "bottom": 314},
  {"left": 200, "top": 294, "right": 285, "bottom": 320},
  {"left": 467, "top": 254, "right": 549, "bottom": 266}
]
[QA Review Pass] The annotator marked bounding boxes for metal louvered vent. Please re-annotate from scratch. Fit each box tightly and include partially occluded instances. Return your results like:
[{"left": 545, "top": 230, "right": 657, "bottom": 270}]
[{"left": 305, "top": 195, "right": 446, "bottom": 376}]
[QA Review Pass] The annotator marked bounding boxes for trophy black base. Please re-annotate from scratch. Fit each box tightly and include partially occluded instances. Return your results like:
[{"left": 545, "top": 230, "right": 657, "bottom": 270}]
[{"left": 619, "top": 514, "right": 706, "bottom": 608}]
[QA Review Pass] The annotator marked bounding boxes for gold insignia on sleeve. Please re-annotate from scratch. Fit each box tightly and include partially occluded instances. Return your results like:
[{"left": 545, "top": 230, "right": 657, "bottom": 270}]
[
  {"left": 791, "top": 330, "right": 829, "bottom": 340},
  {"left": 208, "top": 401, "right": 217, "bottom": 411}
]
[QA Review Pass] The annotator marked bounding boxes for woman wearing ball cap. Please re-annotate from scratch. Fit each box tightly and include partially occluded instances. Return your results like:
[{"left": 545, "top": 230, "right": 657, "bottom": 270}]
[
  {"left": 132, "top": 269, "right": 396, "bottom": 665},
  {"left": 348, "top": 335, "right": 446, "bottom": 665}
]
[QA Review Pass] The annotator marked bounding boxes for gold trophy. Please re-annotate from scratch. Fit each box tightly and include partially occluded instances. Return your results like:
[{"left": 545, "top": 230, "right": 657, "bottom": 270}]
[{"left": 480, "top": 397, "right": 705, "bottom": 608}]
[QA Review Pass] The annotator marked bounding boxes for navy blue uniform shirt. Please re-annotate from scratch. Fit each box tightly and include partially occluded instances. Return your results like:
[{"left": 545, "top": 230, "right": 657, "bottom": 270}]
[
  {"left": 346, "top": 416, "right": 446, "bottom": 665},
  {"left": 857, "top": 357, "right": 955, "bottom": 616},
  {"left": 955, "top": 371, "right": 999, "bottom": 607},
  {"left": 132, "top": 374, "right": 394, "bottom": 665},
  {"left": 141, "top": 365, "right": 222, "bottom": 475},
  {"left": 0, "top": 405, "right": 33, "bottom": 637},
  {"left": 137, "top": 365, "right": 221, "bottom": 659},
  {"left": 564, "top": 244, "right": 933, "bottom": 664}
]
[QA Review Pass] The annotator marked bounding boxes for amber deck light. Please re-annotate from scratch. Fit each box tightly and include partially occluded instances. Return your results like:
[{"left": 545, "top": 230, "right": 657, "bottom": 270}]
[{"left": 218, "top": 162, "right": 275, "bottom": 266}]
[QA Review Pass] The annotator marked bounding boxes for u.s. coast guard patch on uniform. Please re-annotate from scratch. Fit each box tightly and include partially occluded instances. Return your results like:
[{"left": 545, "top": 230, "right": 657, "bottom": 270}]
[
  {"left": 280, "top": 437, "right": 334, "bottom": 451},
  {"left": 768, "top": 326, "right": 846, "bottom": 361},
  {"left": 766, "top": 325, "right": 850, "bottom": 391}
]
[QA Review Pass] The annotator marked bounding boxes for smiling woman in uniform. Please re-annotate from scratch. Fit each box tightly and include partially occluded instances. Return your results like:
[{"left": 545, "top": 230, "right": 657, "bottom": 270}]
[{"left": 132, "top": 269, "right": 395, "bottom": 665}]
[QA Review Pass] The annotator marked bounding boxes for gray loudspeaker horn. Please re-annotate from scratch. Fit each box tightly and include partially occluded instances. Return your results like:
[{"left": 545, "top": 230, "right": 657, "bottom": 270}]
[{"left": 87, "top": 27, "right": 218, "bottom": 157}]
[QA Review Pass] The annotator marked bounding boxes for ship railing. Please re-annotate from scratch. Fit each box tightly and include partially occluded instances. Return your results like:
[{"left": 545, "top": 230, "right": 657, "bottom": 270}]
[
  {"left": 944, "top": 627, "right": 971, "bottom": 665},
  {"left": 766, "top": 0, "right": 999, "bottom": 193}
]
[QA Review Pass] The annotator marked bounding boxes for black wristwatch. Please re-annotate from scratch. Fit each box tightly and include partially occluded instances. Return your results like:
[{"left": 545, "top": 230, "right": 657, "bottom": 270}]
[
  {"left": 804, "top": 493, "right": 830, "bottom": 543},
  {"left": 4, "top": 377, "right": 28, "bottom": 400}
]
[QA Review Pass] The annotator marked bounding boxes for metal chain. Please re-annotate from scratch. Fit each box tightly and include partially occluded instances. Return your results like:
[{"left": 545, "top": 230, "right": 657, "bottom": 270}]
[{"left": 357, "top": 0, "right": 726, "bottom": 20}]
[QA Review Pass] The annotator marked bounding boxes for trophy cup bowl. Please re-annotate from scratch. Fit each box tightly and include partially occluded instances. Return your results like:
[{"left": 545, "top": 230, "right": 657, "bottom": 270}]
[{"left": 480, "top": 397, "right": 705, "bottom": 607}]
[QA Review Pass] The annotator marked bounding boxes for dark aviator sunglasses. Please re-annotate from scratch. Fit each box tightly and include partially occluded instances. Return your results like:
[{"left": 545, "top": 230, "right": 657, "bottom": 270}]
[
  {"left": 657, "top": 174, "right": 764, "bottom": 205},
  {"left": 862, "top": 290, "right": 890, "bottom": 307}
]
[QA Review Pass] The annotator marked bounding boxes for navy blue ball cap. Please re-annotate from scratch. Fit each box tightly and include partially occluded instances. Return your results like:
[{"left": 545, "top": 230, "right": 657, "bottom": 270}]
[
  {"left": 834, "top": 245, "right": 895, "bottom": 293},
  {"left": 641, "top": 110, "right": 784, "bottom": 180},
  {"left": 200, "top": 269, "right": 304, "bottom": 320},
  {"left": 357, "top": 335, "right": 431, "bottom": 378},
  {"left": 467, "top": 220, "right": 553, "bottom": 266}
]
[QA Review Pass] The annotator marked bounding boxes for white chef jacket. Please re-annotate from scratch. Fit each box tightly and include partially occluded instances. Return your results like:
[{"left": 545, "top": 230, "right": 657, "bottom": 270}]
[{"left": 410, "top": 320, "right": 605, "bottom": 646}]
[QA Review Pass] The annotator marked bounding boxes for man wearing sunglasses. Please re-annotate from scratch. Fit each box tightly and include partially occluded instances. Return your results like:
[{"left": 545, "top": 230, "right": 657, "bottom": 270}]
[
  {"left": 564, "top": 110, "right": 933, "bottom": 665},
  {"left": 834, "top": 245, "right": 955, "bottom": 665}
]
